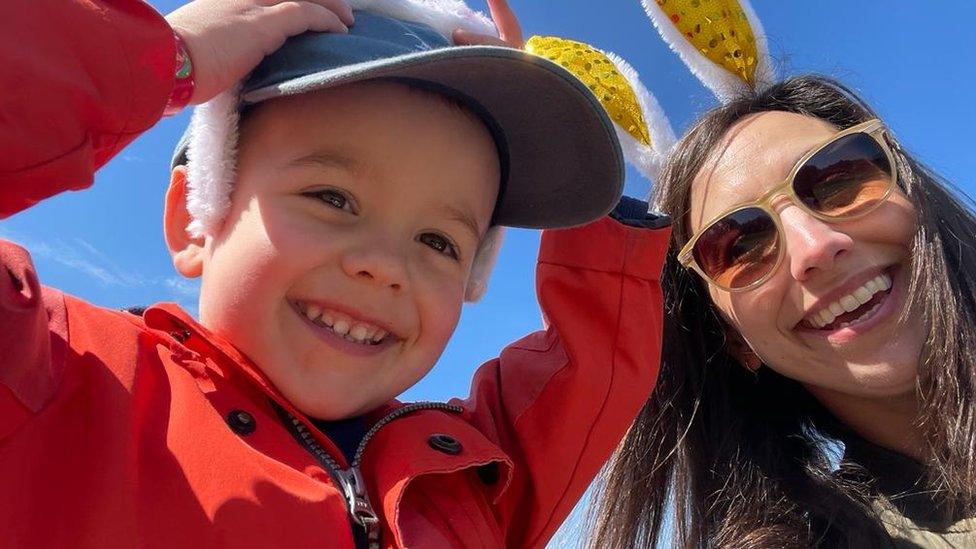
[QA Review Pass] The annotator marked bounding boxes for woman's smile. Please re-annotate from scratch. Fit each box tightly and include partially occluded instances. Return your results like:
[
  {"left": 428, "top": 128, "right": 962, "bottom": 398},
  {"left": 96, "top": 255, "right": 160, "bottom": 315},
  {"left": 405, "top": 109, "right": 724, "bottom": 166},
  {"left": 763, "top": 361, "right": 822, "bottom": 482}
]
[{"left": 794, "top": 265, "right": 902, "bottom": 344}]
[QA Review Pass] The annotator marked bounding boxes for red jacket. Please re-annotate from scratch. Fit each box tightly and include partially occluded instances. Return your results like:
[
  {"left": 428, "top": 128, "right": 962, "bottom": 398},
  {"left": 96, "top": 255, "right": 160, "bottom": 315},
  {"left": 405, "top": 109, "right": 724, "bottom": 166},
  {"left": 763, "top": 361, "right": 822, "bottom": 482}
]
[{"left": 0, "top": 1, "right": 668, "bottom": 547}]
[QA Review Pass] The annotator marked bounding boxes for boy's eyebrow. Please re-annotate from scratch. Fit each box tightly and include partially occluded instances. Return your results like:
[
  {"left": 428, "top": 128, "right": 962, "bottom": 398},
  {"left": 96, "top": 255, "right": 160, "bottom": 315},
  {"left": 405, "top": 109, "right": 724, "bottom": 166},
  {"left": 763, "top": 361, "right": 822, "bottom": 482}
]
[
  {"left": 286, "top": 151, "right": 361, "bottom": 173},
  {"left": 441, "top": 204, "right": 485, "bottom": 243}
]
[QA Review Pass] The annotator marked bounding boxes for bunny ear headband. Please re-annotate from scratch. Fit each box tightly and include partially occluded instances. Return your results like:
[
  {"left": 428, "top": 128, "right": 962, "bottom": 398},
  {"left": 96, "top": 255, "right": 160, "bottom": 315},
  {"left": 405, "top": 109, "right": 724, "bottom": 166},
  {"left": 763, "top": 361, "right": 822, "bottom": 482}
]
[
  {"left": 524, "top": 0, "right": 775, "bottom": 183},
  {"left": 642, "top": 0, "right": 775, "bottom": 102}
]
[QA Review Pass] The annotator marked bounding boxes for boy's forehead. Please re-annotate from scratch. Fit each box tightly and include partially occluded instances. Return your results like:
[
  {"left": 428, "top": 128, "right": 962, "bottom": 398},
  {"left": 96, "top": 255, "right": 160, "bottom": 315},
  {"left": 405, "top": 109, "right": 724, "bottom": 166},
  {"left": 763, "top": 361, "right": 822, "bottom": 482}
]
[
  {"left": 240, "top": 82, "right": 487, "bottom": 162},
  {"left": 242, "top": 81, "right": 479, "bottom": 145},
  {"left": 237, "top": 87, "right": 368, "bottom": 159}
]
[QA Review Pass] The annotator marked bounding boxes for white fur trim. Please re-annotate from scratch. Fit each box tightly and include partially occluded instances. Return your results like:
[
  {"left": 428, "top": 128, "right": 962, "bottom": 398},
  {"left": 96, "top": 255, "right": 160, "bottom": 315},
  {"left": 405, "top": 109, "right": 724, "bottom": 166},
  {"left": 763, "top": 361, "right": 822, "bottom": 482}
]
[
  {"left": 641, "top": 0, "right": 775, "bottom": 103},
  {"left": 347, "top": 0, "right": 496, "bottom": 38},
  {"left": 602, "top": 50, "right": 676, "bottom": 182},
  {"left": 185, "top": 88, "right": 240, "bottom": 237},
  {"left": 465, "top": 226, "right": 504, "bottom": 302}
]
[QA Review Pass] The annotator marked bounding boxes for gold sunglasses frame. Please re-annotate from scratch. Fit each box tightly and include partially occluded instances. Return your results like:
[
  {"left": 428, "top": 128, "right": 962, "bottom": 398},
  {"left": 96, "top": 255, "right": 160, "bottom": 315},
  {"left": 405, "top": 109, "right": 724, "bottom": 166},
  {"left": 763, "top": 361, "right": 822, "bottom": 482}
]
[{"left": 678, "top": 119, "right": 897, "bottom": 292}]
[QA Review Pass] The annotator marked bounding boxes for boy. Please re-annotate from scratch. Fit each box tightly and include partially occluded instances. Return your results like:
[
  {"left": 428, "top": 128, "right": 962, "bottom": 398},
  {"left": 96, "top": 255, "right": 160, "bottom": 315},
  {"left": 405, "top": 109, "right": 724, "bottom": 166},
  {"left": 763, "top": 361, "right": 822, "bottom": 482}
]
[{"left": 0, "top": 0, "right": 669, "bottom": 547}]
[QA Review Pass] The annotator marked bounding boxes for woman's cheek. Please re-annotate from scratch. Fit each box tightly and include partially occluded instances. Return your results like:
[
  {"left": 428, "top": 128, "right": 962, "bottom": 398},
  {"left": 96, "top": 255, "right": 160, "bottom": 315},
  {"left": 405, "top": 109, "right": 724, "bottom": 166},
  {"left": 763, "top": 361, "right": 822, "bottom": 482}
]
[{"left": 728, "top": 288, "right": 789, "bottom": 350}]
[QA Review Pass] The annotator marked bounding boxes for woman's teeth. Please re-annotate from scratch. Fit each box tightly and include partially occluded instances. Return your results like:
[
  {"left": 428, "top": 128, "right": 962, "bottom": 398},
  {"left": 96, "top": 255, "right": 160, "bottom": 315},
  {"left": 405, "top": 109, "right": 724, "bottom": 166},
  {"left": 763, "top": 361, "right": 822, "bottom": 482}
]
[
  {"left": 806, "top": 272, "right": 892, "bottom": 330},
  {"left": 298, "top": 303, "right": 389, "bottom": 345}
]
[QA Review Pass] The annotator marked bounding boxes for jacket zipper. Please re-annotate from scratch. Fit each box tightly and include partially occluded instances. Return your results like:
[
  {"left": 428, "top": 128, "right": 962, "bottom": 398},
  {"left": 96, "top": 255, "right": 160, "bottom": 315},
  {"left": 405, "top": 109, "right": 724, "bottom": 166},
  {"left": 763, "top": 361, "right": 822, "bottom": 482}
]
[{"left": 282, "top": 401, "right": 464, "bottom": 548}]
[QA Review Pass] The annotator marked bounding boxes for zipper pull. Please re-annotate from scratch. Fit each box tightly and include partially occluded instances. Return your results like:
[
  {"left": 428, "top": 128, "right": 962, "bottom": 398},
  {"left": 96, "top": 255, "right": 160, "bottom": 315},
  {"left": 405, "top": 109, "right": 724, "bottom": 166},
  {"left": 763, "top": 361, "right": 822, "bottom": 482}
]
[{"left": 335, "top": 466, "right": 380, "bottom": 548}]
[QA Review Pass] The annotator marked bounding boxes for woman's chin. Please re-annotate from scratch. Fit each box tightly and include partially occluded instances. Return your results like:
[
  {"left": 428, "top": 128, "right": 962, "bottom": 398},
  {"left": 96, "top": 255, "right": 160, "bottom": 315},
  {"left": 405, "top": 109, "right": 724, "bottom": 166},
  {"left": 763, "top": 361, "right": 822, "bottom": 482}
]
[{"left": 802, "top": 359, "right": 921, "bottom": 400}]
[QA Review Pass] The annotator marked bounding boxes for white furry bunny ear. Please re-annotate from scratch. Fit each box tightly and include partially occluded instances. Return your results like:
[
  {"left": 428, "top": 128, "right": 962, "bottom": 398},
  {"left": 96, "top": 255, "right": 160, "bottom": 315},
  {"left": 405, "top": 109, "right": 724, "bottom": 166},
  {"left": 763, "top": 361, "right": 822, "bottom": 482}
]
[
  {"left": 641, "top": 0, "right": 775, "bottom": 103},
  {"left": 345, "top": 0, "right": 496, "bottom": 37},
  {"left": 525, "top": 36, "right": 676, "bottom": 182}
]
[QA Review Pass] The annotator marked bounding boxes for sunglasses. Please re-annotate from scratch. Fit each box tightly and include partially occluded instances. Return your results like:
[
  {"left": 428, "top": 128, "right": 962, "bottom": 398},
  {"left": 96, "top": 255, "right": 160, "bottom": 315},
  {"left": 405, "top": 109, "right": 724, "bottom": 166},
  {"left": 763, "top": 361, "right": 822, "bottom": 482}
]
[{"left": 678, "top": 119, "right": 896, "bottom": 292}]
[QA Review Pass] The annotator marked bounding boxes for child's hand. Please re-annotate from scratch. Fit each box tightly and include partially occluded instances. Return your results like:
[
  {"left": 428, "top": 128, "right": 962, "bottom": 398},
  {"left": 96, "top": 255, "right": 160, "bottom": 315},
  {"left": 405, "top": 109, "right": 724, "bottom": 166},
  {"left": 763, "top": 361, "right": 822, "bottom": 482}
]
[
  {"left": 166, "top": 0, "right": 355, "bottom": 105},
  {"left": 452, "top": 0, "right": 524, "bottom": 48}
]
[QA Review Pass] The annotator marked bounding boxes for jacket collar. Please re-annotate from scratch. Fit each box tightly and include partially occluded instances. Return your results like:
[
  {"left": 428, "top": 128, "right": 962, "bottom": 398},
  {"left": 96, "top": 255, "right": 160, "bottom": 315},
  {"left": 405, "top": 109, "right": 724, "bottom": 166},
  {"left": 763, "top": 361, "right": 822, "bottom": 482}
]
[
  {"left": 142, "top": 303, "right": 412, "bottom": 426},
  {"left": 142, "top": 303, "right": 318, "bottom": 422}
]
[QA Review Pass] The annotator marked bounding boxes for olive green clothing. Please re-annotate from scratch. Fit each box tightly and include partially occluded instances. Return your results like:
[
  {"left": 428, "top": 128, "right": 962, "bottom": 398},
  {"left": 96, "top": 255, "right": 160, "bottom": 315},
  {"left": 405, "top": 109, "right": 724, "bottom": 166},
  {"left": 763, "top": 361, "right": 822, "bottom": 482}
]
[{"left": 843, "top": 435, "right": 975, "bottom": 547}]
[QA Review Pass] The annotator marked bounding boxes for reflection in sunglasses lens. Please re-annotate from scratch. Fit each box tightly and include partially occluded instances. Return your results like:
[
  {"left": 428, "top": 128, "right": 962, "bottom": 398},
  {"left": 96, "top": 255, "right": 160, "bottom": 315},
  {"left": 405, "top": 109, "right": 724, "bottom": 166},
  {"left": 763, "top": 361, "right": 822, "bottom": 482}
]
[
  {"left": 794, "top": 132, "right": 892, "bottom": 218},
  {"left": 695, "top": 206, "right": 779, "bottom": 289}
]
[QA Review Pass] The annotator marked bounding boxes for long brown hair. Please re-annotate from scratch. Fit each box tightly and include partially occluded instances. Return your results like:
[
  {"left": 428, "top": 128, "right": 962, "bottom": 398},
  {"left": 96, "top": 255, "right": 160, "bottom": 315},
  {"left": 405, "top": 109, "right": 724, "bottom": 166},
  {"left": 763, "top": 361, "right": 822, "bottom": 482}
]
[{"left": 589, "top": 75, "right": 976, "bottom": 548}]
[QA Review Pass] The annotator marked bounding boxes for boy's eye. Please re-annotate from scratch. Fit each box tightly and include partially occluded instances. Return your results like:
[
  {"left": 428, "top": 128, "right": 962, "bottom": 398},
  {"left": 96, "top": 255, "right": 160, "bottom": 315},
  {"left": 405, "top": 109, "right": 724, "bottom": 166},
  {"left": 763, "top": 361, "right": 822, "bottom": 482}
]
[
  {"left": 309, "top": 189, "right": 354, "bottom": 212},
  {"left": 418, "top": 232, "right": 459, "bottom": 260}
]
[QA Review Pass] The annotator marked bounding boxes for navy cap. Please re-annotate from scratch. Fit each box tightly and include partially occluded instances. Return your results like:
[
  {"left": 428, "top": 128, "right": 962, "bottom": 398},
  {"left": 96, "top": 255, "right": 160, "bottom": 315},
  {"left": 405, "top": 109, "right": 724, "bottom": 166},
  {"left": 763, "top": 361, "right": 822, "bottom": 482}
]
[{"left": 173, "top": 10, "right": 623, "bottom": 229}]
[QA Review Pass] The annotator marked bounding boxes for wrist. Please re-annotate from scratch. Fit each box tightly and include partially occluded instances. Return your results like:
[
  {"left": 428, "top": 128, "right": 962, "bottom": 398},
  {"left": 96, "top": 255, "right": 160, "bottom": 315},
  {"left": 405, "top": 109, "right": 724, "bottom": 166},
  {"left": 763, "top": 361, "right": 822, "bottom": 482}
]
[{"left": 163, "top": 31, "right": 195, "bottom": 116}]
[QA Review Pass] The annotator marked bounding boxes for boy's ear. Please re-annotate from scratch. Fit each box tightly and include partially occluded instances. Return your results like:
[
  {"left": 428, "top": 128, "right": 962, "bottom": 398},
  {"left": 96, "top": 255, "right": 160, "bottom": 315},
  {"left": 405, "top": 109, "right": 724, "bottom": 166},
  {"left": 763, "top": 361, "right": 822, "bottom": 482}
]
[{"left": 164, "top": 166, "right": 205, "bottom": 278}]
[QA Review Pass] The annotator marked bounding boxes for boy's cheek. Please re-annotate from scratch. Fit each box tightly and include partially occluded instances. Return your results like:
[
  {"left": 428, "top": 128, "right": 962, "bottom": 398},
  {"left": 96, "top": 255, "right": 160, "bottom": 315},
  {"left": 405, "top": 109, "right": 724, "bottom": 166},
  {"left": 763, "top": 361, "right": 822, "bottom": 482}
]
[
  {"left": 421, "top": 294, "right": 465, "bottom": 356},
  {"left": 196, "top": 247, "right": 291, "bottom": 352}
]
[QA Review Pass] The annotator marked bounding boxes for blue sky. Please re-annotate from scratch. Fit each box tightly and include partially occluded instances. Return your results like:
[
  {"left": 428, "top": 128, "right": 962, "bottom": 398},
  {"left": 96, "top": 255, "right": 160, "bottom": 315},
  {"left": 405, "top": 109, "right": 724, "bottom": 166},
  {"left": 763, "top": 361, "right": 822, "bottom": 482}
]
[{"left": 6, "top": 1, "right": 975, "bottom": 545}]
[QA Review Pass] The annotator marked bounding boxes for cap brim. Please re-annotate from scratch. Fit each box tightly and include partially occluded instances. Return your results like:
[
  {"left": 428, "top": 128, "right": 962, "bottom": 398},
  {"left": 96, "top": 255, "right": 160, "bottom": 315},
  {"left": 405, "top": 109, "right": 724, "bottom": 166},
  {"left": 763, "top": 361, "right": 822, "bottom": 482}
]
[{"left": 244, "top": 46, "right": 623, "bottom": 229}]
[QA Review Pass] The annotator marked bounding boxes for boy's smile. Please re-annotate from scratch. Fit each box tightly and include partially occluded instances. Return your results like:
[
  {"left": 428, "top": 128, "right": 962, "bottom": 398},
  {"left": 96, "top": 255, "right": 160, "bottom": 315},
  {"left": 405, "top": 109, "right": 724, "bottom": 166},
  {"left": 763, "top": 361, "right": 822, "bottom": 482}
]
[
  {"left": 167, "top": 81, "right": 500, "bottom": 420},
  {"left": 291, "top": 299, "right": 398, "bottom": 357},
  {"left": 293, "top": 300, "right": 393, "bottom": 348}
]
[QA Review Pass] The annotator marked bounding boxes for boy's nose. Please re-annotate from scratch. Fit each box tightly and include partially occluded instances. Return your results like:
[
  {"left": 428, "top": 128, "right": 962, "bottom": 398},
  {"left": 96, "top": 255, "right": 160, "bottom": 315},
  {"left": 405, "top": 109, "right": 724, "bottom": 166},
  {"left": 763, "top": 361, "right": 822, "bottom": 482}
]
[
  {"left": 340, "top": 241, "right": 408, "bottom": 292},
  {"left": 780, "top": 205, "right": 853, "bottom": 282}
]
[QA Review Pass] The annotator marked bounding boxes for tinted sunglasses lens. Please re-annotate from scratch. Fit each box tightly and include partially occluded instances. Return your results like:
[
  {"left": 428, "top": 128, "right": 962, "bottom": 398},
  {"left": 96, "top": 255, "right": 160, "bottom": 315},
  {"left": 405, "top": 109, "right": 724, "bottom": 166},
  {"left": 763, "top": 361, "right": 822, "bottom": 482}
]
[
  {"left": 693, "top": 206, "right": 780, "bottom": 289},
  {"left": 793, "top": 132, "right": 893, "bottom": 218}
]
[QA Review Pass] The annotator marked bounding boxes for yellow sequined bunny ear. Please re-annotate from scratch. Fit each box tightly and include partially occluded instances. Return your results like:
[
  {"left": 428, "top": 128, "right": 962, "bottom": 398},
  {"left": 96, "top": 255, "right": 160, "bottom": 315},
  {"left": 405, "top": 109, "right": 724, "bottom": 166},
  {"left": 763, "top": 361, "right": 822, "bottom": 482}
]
[
  {"left": 526, "top": 36, "right": 676, "bottom": 182},
  {"left": 642, "top": 0, "right": 775, "bottom": 102}
]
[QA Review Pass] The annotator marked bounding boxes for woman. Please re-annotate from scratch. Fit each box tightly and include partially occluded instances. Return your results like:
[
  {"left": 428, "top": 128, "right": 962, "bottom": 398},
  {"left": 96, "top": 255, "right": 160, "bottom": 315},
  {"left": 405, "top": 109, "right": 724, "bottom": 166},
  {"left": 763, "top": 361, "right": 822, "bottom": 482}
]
[{"left": 590, "top": 75, "right": 976, "bottom": 547}]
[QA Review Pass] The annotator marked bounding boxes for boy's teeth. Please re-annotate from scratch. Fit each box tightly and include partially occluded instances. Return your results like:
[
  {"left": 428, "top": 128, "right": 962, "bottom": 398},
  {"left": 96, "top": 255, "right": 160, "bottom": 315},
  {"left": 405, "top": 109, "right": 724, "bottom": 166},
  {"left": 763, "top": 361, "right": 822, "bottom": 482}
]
[
  {"left": 347, "top": 324, "right": 381, "bottom": 343},
  {"left": 350, "top": 325, "right": 369, "bottom": 341},
  {"left": 332, "top": 319, "right": 351, "bottom": 336},
  {"left": 804, "top": 272, "right": 893, "bottom": 330},
  {"left": 297, "top": 301, "right": 390, "bottom": 345}
]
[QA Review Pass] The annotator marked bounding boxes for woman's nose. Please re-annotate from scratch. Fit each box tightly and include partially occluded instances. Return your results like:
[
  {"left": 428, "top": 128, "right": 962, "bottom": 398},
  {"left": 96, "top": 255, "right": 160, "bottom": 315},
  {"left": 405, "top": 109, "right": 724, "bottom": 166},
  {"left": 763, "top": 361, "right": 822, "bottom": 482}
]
[{"left": 780, "top": 206, "right": 854, "bottom": 281}]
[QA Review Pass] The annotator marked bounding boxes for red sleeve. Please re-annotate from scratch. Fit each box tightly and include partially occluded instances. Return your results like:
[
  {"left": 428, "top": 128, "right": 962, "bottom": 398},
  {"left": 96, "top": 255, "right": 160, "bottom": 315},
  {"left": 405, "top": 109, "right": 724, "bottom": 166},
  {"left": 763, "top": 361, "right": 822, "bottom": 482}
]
[
  {"left": 0, "top": 0, "right": 175, "bottom": 218},
  {"left": 0, "top": 0, "right": 174, "bottom": 437},
  {"left": 455, "top": 216, "right": 670, "bottom": 547},
  {"left": 0, "top": 240, "right": 69, "bottom": 440}
]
